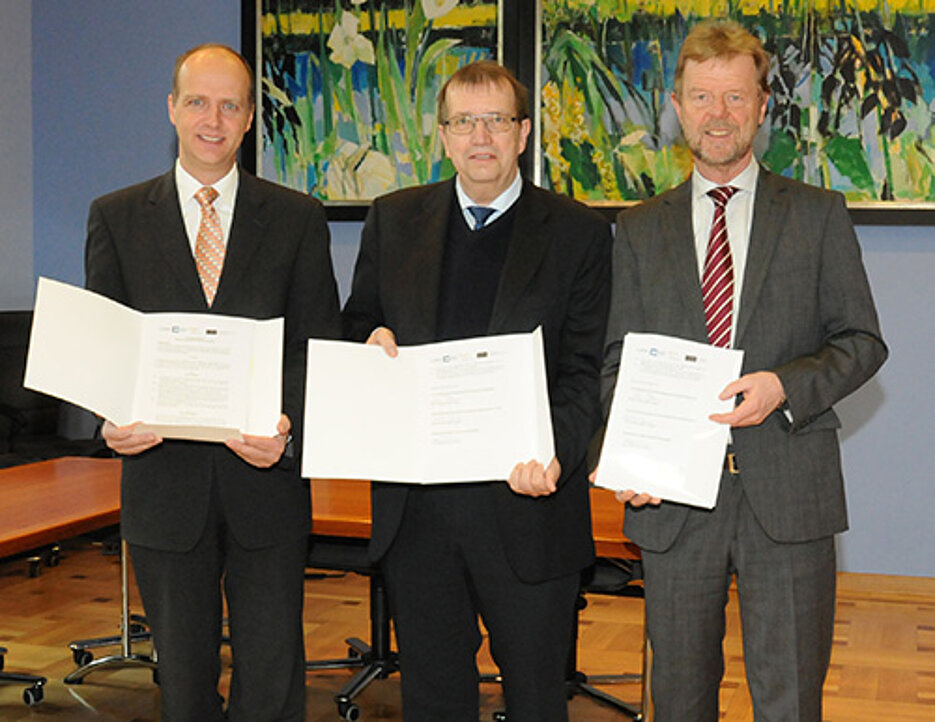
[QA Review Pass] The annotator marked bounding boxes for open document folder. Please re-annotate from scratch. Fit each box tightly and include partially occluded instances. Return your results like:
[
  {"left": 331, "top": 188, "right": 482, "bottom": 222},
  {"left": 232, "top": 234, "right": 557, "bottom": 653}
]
[
  {"left": 594, "top": 333, "right": 744, "bottom": 509},
  {"left": 24, "top": 277, "right": 283, "bottom": 443},
  {"left": 302, "top": 328, "right": 554, "bottom": 483}
]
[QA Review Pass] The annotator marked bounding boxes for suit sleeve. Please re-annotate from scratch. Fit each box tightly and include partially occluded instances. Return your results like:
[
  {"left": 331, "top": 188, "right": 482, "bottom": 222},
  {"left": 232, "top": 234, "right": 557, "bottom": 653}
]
[
  {"left": 600, "top": 212, "right": 646, "bottom": 417},
  {"left": 85, "top": 198, "right": 129, "bottom": 303},
  {"left": 281, "top": 198, "right": 342, "bottom": 454},
  {"left": 550, "top": 215, "right": 612, "bottom": 476},
  {"left": 341, "top": 201, "right": 385, "bottom": 342},
  {"left": 771, "top": 193, "right": 887, "bottom": 430}
]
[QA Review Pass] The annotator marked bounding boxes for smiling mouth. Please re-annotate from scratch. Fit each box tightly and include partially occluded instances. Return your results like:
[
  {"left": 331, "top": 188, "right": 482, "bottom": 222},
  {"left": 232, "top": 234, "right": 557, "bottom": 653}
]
[{"left": 198, "top": 134, "right": 224, "bottom": 144}]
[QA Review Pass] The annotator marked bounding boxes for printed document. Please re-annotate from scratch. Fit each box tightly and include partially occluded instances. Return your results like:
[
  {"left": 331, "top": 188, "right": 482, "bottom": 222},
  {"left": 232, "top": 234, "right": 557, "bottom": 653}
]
[
  {"left": 594, "top": 333, "right": 744, "bottom": 508},
  {"left": 302, "top": 328, "right": 554, "bottom": 483},
  {"left": 24, "top": 277, "right": 283, "bottom": 442}
]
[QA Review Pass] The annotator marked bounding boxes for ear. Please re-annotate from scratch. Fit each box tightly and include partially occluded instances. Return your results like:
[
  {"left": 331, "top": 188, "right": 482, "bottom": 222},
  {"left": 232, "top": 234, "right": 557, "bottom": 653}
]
[
  {"left": 167, "top": 94, "right": 177, "bottom": 127},
  {"left": 758, "top": 91, "right": 769, "bottom": 125},
  {"left": 517, "top": 116, "right": 531, "bottom": 155}
]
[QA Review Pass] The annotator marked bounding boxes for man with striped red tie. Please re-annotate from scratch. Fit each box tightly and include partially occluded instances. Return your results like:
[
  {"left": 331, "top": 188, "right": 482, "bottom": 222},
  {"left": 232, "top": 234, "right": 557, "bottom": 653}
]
[{"left": 598, "top": 20, "right": 887, "bottom": 722}]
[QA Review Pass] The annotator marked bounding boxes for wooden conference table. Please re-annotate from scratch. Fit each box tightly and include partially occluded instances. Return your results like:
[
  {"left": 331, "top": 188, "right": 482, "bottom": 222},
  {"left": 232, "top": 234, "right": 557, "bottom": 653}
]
[
  {"left": 311, "top": 478, "right": 641, "bottom": 560},
  {"left": 0, "top": 458, "right": 638, "bottom": 562},
  {"left": 0, "top": 457, "right": 121, "bottom": 559}
]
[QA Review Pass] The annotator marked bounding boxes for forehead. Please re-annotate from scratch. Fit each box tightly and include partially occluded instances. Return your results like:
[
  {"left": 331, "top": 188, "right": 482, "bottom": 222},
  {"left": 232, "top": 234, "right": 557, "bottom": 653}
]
[
  {"left": 177, "top": 50, "right": 251, "bottom": 97},
  {"left": 445, "top": 80, "right": 516, "bottom": 113},
  {"left": 682, "top": 54, "right": 759, "bottom": 91}
]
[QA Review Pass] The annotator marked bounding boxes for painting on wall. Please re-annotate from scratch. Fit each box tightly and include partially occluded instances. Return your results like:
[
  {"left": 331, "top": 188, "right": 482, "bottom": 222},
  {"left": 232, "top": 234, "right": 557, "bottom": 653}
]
[
  {"left": 538, "top": 0, "right": 935, "bottom": 210},
  {"left": 256, "top": 0, "right": 499, "bottom": 206}
]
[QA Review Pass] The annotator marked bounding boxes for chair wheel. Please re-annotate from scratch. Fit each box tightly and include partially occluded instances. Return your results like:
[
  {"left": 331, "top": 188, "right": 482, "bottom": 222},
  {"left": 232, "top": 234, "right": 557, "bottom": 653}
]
[
  {"left": 73, "top": 648, "right": 93, "bottom": 666},
  {"left": 337, "top": 700, "right": 360, "bottom": 720},
  {"left": 23, "top": 684, "right": 43, "bottom": 706}
]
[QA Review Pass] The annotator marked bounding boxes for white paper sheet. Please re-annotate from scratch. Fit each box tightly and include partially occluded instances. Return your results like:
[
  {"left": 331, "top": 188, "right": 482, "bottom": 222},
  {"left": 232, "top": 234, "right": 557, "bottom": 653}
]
[
  {"left": 302, "top": 328, "right": 554, "bottom": 483},
  {"left": 24, "top": 277, "right": 283, "bottom": 442},
  {"left": 594, "top": 333, "right": 744, "bottom": 508}
]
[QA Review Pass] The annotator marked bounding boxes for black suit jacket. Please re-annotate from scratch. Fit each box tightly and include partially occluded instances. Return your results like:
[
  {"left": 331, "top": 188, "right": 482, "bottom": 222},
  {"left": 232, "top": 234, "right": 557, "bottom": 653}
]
[
  {"left": 85, "top": 169, "right": 341, "bottom": 552},
  {"left": 343, "top": 178, "right": 612, "bottom": 583},
  {"left": 604, "top": 169, "right": 887, "bottom": 552}
]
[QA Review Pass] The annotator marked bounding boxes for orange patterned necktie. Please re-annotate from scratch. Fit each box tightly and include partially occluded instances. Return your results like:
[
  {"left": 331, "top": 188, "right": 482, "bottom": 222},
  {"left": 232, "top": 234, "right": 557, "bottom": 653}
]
[
  {"left": 194, "top": 186, "right": 223, "bottom": 306},
  {"left": 702, "top": 186, "right": 738, "bottom": 348}
]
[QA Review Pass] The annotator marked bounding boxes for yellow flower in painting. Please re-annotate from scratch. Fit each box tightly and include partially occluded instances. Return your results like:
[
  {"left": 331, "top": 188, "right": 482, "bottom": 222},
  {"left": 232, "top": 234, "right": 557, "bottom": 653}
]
[
  {"left": 327, "top": 11, "right": 375, "bottom": 69},
  {"left": 422, "top": 0, "right": 459, "bottom": 20},
  {"left": 592, "top": 148, "right": 620, "bottom": 200}
]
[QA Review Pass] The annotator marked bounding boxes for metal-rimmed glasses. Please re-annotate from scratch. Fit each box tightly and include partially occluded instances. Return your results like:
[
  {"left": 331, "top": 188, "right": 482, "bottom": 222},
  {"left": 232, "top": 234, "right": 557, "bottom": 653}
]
[{"left": 441, "top": 112, "right": 519, "bottom": 135}]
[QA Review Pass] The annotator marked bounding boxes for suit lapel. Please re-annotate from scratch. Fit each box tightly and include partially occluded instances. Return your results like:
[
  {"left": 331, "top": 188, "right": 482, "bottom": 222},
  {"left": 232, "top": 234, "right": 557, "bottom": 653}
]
[
  {"left": 663, "top": 181, "right": 710, "bottom": 340},
  {"left": 145, "top": 172, "right": 206, "bottom": 308},
  {"left": 488, "top": 182, "right": 551, "bottom": 333},
  {"left": 214, "top": 171, "right": 265, "bottom": 309},
  {"left": 736, "top": 169, "right": 785, "bottom": 345},
  {"left": 407, "top": 182, "right": 451, "bottom": 339}
]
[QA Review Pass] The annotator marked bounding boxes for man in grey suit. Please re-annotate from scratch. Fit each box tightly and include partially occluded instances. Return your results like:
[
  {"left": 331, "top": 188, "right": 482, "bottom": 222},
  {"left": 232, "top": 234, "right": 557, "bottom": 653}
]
[
  {"left": 85, "top": 44, "right": 341, "bottom": 721},
  {"left": 599, "top": 21, "right": 887, "bottom": 721},
  {"left": 343, "top": 61, "right": 611, "bottom": 721}
]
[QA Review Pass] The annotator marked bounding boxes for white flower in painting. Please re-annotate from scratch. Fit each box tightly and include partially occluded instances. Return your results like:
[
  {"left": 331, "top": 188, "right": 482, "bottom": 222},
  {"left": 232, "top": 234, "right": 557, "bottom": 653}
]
[
  {"left": 327, "top": 11, "right": 375, "bottom": 69},
  {"left": 422, "top": 0, "right": 459, "bottom": 21}
]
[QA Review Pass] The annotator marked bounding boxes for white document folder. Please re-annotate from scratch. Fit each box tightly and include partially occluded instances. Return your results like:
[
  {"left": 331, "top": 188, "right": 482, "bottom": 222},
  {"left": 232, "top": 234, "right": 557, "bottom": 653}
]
[
  {"left": 24, "top": 277, "right": 283, "bottom": 442},
  {"left": 302, "top": 328, "right": 554, "bottom": 483},
  {"left": 595, "top": 333, "right": 744, "bottom": 508}
]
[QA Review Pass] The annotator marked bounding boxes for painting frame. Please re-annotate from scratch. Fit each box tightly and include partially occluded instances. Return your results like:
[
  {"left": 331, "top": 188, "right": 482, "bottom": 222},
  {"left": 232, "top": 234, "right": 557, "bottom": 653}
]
[
  {"left": 244, "top": 0, "right": 505, "bottom": 220},
  {"left": 533, "top": 0, "right": 935, "bottom": 225}
]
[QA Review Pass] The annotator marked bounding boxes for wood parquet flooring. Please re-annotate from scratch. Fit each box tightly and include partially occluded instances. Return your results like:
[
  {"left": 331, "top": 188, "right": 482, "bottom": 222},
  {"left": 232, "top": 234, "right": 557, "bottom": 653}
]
[{"left": 0, "top": 536, "right": 933, "bottom": 721}]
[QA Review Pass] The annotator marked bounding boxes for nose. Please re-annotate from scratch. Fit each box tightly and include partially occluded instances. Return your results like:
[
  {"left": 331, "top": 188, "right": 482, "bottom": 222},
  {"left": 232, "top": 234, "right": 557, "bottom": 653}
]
[
  {"left": 709, "top": 97, "right": 729, "bottom": 117},
  {"left": 470, "top": 118, "right": 493, "bottom": 142}
]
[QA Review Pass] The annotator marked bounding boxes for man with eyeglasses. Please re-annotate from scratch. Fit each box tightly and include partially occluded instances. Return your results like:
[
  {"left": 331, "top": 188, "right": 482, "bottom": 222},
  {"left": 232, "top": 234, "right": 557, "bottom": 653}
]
[{"left": 343, "top": 60, "right": 612, "bottom": 722}]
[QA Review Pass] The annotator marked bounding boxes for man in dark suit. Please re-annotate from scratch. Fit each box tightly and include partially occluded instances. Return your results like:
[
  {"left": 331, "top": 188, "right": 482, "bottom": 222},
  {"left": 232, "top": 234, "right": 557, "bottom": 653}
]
[
  {"left": 85, "top": 44, "right": 341, "bottom": 721},
  {"left": 599, "top": 21, "right": 887, "bottom": 721},
  {"left": 342, "top": 61, "right": 611, "bottom": 722}
]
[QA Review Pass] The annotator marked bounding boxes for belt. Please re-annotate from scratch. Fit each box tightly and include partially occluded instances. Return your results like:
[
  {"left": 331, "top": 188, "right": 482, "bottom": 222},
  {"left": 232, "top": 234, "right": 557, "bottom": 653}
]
[{"left": 725, "top": 448, "right": 740, "bottom": 475}]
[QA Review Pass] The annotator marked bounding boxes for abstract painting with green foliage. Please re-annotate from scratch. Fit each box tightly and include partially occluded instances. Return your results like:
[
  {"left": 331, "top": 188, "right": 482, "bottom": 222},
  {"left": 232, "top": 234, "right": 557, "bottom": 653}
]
[
  {"left": 541, "top": 0, "right": 935, "bottom": 204},
  {"left": 261, "top": 0, "right": 497, "bottom": 202}
]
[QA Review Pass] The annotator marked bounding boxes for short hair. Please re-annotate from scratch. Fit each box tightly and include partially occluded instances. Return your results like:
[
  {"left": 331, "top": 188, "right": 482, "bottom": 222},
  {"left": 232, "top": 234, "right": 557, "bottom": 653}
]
[
  {"left": 171, "top": 43, "right": 255, "bottom": 106},
  {"left": 674, "top": 21, "right": 771, "bottom": 99},
  {"left": 436, "top": 60, "right": 529, "bottom": 123}
]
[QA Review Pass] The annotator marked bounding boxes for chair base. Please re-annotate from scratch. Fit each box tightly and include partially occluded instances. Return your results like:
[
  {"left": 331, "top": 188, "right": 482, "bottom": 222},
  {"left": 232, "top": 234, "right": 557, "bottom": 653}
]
[
  {"left": 0, "top": 647, "right": 47, "bottom": 706},
  {"left": 305, "top": 573, "right": 399, "bottom": 721}
]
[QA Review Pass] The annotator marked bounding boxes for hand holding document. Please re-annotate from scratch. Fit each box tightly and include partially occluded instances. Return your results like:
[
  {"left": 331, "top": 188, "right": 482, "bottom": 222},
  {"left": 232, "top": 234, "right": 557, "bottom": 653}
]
[
  {"left": 594, "top": 333, "right": 744, "bottom": 508},
  {"left": 24, "top": 278, "right": 283, "bottom": 442},
  {"left": 302, "top": 328, "right": 554, "bottom": 483}
]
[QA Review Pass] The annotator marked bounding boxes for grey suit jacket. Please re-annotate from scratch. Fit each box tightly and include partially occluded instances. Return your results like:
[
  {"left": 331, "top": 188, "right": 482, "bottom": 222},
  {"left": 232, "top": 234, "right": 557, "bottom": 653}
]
[
  {"left": 343, "top": 178, "right": 612, "bottom": 583},
  {"left": 603, "top": 169, "right": 887, "bottom": 552},
  {"left": 85, "top": 169, "right": 342, "bottom": 552}
]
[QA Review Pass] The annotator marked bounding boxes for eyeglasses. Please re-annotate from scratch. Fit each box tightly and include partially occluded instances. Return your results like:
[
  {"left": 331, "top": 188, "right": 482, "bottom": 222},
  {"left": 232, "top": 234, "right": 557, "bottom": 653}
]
[{"left": 442, "top": 112, "right": 518, "bottom": 135}]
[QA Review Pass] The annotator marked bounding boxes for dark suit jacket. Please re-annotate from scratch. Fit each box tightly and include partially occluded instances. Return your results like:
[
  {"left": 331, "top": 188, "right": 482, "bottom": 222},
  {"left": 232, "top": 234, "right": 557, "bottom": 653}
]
[
  {"left": 603, "top": 169, "right": 887, "bottom": 552},
  {"left": 343, "top": 178, "right": 612, "bottom": 584},
  {"left": 85, "top": 169, "right": 341, "bottom": 552}
]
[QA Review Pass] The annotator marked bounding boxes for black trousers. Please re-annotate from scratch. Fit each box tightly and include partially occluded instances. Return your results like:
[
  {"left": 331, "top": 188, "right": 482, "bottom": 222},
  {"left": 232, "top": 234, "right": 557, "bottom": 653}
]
[
  {"left": 129, "top": 480, "right": 307, "bottom": 722},
  {"left": 382, "top": 484, "right": 579, "bottom": 722}
]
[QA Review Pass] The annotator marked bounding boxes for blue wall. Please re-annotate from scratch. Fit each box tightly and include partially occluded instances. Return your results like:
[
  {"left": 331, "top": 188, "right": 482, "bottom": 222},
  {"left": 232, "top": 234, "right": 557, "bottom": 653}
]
[
  {"left": 1, "top": 0, "right": 34, "bottom": 309},
  {"left": 2, "top": 1, "right": 931, "bottom": 576}
]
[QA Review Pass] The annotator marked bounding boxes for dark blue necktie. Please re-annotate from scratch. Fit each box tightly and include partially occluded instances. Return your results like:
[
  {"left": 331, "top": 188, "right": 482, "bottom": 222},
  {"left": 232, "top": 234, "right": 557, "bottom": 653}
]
[{"left": 467, "top": 205, "right": 495, "bottom": 230}]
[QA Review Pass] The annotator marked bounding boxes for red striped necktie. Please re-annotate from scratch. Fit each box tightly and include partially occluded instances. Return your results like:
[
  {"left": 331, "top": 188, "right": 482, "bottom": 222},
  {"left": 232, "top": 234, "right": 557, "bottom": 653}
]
[{"left": 702, "top": 186, "right": 738, "bottom": 348}]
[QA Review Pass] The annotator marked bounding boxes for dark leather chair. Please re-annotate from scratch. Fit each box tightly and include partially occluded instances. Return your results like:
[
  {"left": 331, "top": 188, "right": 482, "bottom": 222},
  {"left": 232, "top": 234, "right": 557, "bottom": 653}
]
[
  {"left": 489, "top": 557, "right": 649, "bottom": 722},
  {"left": 305, "top": 535, "right": 398, "bottom": 722}
]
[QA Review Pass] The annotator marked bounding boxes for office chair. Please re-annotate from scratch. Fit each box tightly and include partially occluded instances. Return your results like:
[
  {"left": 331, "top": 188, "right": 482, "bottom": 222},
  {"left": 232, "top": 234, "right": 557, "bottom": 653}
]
[
  {"left": 488, "top": 557, "right": 650, "bottom": 722},
  {"left": 64, "top": 539, "right": 158, "bottom": 684},
  {"left": 305, "top": 535, "right": 399, "bottom": 722},
  {"left": 0, "top": 646, "right": 46, "bottom": 706}
]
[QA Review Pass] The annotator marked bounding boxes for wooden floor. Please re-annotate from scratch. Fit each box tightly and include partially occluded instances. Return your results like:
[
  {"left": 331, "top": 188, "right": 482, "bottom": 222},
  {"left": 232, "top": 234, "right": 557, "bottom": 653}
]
[{"left": 0, "top": 536, "right": 933, "bottom": 721}]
